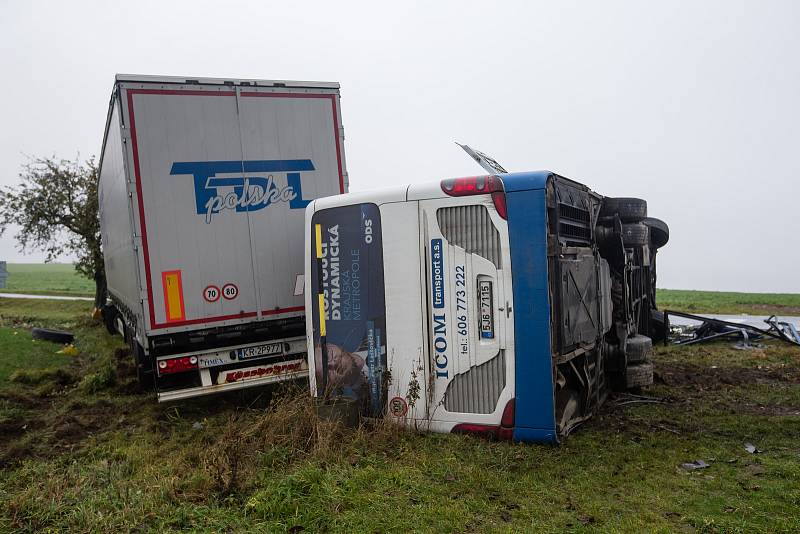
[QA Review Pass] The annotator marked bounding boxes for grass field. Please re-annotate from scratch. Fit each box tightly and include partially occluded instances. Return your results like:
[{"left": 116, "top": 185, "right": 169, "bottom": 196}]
[
  {"left": 0, "top": 263, "right": 94, "bottom": 297},
  {"left": 0, "top": 295, "right": 798, "bottom": 532},
  {"left": 657, "top": 289, "right": 800, "bottom": 316}
]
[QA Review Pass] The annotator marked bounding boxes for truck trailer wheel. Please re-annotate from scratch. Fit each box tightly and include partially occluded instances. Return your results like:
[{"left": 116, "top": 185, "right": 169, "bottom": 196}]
[
  {"left": 643, "top": 217, "right": 669, "bottom": 249},
  {"left": 626, "top": 362, "right": 654, "bottom": 388},
  {"left": 102, "top": 305, "right": 119, "bottom": 336},
  {"left": 621, "top": 223, "right": 649, "bottom": 247},
  {"left": 626, "top": 335, "right": 653, "bottom": 363},
  {"left": 131, "top": 341, "right": 155, "bottom": 391},
  {"left": 600, "top": 197, "right": 647, "bottom": 222}
]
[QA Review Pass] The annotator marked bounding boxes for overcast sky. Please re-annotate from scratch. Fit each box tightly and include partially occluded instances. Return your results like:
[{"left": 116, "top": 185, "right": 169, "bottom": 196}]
[{"left": 1, "top": 0, "right": 798, "bottom": 292}]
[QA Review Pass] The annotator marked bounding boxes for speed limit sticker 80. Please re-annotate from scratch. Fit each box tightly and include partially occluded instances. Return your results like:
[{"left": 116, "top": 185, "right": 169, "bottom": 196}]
[{"left": 222, "top": 283, "right": 239, "bottom": 300}]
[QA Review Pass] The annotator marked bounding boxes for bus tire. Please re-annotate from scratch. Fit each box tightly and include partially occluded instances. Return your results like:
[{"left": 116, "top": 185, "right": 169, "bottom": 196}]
[
  {"left": 626, "top": 335, "right": 653, "bottom": 363},
  {"left": 600, "top": 197, "right": 647, "bottom": 222},
  {"left": 643, "top": 217, "right": 669, "bottom": 249},
  {"left": 626, "top": 362, "right": 654, "bottom": 388},
  {"left": 621, "top": 223, "right": 649, "bottom": 247}
]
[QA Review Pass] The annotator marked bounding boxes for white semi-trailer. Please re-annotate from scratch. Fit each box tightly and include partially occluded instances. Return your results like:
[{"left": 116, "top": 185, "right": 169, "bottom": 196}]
[{"left": 98, "top": 74, "right": 347, "bottom": 401}]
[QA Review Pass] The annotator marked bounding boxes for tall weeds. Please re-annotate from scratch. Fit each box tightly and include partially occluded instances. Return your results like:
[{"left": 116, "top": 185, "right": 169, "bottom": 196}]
[{"left": 201, "top": 386, "right": 403, "bottom": 493}]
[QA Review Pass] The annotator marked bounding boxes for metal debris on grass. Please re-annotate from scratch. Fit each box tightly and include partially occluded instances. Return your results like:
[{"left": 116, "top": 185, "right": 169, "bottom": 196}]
[
  {"left": 680, "top": 459, "right": 710, "bottom": 470},
  {"left": 744, "top": 443, "right": 762, "bottom": 454},
  {"left": 665, "top": 311, "right": 800, "bottom": 348}
]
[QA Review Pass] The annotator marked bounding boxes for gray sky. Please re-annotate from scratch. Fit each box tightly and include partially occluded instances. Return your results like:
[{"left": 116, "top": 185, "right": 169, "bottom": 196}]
[{"left": 1, "top": 0, "right": 798, "bottom": 292}]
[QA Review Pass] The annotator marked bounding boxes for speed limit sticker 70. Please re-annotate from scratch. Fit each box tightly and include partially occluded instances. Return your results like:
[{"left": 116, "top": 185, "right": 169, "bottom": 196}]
[
  {"left": 222, "top": 283, "right": 239, "bottom": 300},
  {"left": 203, "top": 285, "right": 221, "bottom": 303}
]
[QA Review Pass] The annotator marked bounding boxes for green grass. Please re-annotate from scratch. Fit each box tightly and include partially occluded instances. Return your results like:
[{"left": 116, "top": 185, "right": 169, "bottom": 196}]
[
  {"left": 0, "top": 328, "right": 72, "bottom": 382},
  {"left": 657, "top": 289, "right": 800, "bottom": 316},
  {"left": 0, "top": 298, "right": 798, "bottom": 532},
  {"left": 0, "top": 297, "right": 93, "bottom": 329},
  {"left": 0, "top": 263, "right": 94, "bottom": 297}
]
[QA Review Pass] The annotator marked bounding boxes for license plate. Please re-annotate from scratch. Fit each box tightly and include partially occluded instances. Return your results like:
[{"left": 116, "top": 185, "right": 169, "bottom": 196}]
[
  {"left": 479, "top": 280, "right": 494, "bottom": 339},
  {"left": 237, "top": 342, "right": 284, "bottom": 359}
]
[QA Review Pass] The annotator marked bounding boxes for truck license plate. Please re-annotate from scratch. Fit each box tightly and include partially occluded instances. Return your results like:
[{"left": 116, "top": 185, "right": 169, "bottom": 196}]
[
  {"left": 479, "top": 281, "right": 494, "bottom": 339},
  {"left": 237, "top": 342, "right": 283, "bottom": 359}
]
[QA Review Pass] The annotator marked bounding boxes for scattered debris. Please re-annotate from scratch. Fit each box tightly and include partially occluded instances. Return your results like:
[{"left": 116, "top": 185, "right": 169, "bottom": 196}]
[
  {"left": 665, "top": 311, "right": 800, "bottom": 348},
  {"left": 57, "top": 344, "right": 79, "bottom": 356},
  {"left": 192, "top": 421, "right": 204, "bottom": 430},
  {"left": 680, "top": 459, "right": 710, "bottom": 470},
  {"left": 31, "top": 327, "right": 75, "bottom": 344},
  {"left": 613, "top": 392, "right": 671, "bottom": 407},
  {"left": 744, "top": 443, "right": 762, "bottom": 454},
  {"left": 765, "top": 316, "right": 800, "bottom": 344}
]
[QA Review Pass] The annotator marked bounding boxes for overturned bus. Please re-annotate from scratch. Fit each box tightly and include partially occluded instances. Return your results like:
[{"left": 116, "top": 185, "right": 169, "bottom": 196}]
[{"left": 305, "top": 171, "right": 669, "bottom": 443}]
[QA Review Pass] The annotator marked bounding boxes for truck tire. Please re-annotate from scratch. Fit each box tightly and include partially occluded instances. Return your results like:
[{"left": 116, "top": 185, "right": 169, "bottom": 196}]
[
  {"left": 600, "top": 197, "right": 647, "bottom": 222},
  {"left": 626, "top": 362, "right": 654, "bottom": 388},
  {"left": 643, "top": 217, "right": 669, "bottom": 249},
  {"left": 621, "top": 223, "right": 649, "bottom": 247},
  {"left": 132, "top": 341, "right": 155, "bottom": 391},
  {"left": 102, "top": 305, "right": 119, "bottom": 336},
  {"left": 31, "top": 328, "right": 74, "bottom": 344},
  {"left": 626, "top": 335, "right": 653, "bottom": 363}
]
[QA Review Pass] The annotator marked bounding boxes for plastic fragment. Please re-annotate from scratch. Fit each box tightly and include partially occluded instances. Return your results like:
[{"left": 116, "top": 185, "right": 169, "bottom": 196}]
[
  {"left": 680, "top": 459, "right": 710, "bottom": 470},
  {"left": 744, "top": 443, "right": 762, "bottom": 454}
]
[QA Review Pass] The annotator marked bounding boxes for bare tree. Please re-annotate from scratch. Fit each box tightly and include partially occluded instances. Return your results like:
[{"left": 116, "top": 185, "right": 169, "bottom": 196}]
[{"left": 0, "top": 156, "right": 106, "bottom": 309}]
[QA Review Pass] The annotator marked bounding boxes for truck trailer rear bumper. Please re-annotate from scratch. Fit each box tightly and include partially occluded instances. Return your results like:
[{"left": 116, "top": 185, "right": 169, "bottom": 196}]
[{"left": 157, "top": 365, "right": 308, "bottom": 402}]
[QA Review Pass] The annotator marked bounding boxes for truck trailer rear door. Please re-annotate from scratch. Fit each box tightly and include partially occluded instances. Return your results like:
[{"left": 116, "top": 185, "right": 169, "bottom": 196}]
[{"left": 122, "top": 83, "right": 345, "bottom": 334}]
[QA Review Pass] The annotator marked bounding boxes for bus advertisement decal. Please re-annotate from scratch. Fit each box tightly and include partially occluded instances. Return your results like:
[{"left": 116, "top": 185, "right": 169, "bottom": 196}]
[{"left": 310, "top": 203, "right": 387, "bottom": 417}]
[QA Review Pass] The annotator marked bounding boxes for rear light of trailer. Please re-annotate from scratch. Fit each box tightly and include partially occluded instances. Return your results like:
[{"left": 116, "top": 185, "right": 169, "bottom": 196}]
[
  {"left": 157, "top": 355, "right": 198, "bottom": 375},
  {"left": 452, "top": 398, "right": 516, "bottom": 441},
  {"left": 440, "top": 175, "right": 507, "bottom": 220}
]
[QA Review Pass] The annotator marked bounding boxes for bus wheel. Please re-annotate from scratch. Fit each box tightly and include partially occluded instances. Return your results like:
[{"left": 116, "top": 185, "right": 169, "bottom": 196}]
[
  {"left": 626, "top": 362, "right": 654, "bottom": 388},
  {"left": 600, "top": 197, "right": 647, "bottom": 222},
  {"left": 621, "top": 223, "right": 649, "bottom": 247},
  {"left": 626, "top": 335, "right": 653, "bottom": 364},
  {"left": 643, "top": 217, "right": 669, "bottom": 249}
]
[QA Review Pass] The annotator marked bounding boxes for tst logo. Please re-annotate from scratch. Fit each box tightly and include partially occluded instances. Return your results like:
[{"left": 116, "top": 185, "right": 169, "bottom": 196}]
[{"left": 170, "top": 160, "right": 314, "bottom": 223}]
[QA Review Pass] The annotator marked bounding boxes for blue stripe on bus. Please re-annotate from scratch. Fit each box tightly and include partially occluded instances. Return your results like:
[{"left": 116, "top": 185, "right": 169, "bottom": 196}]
[{"left": 501, "top": 172, "right": 558, "bottom": 444}]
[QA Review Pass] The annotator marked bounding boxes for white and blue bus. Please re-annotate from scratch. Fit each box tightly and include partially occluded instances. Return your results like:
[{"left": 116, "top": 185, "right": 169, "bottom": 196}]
[{"left": 305, "top": 172, "right": 668, "bottom": 443}]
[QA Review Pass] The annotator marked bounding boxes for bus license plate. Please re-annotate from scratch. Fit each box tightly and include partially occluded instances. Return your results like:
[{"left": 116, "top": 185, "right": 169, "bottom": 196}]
[
  {"left": 238, "top": 342, "right": 283, "bottom": 360},
  {"left": 479, "top": 281, "right": 494, "bottom": 339}
]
